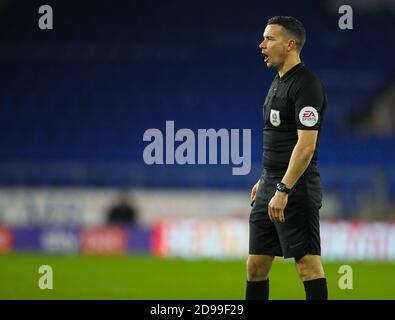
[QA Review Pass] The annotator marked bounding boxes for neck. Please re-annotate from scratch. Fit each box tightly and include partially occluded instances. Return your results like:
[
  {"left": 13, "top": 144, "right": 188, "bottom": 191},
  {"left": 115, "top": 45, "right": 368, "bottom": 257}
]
[{"left": 278, "top": 54, "right": 301, "bottom": 78}]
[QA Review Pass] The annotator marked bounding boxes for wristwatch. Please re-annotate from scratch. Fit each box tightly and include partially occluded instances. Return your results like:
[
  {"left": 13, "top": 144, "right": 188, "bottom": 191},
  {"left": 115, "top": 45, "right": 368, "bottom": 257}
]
[{"left": 276, "top": 182, "right": 291, "bottom": 194}]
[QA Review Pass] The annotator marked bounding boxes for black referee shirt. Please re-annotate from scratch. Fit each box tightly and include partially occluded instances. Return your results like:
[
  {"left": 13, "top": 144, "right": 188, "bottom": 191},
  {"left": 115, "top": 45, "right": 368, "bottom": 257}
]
[{"left": 262, "top": 62, "right": 327, "bottom": 171}]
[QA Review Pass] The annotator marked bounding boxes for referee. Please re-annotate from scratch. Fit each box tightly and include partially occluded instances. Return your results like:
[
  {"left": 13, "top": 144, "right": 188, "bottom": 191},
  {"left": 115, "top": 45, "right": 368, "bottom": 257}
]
[{"left": 246, "top": 16, "right": 328, "bottom": 300}]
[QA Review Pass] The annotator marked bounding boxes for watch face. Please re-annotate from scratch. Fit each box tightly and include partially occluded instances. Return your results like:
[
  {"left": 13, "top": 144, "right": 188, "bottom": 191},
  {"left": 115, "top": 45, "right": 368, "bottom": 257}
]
[{"left": 277, "top": 183, "right": 288, "bottom": 193}]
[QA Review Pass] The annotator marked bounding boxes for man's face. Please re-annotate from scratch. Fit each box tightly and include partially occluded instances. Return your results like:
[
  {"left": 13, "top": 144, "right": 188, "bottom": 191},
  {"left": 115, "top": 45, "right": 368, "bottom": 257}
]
[{"left": 259, "top": 24, "right": 290, "bottom": 69}]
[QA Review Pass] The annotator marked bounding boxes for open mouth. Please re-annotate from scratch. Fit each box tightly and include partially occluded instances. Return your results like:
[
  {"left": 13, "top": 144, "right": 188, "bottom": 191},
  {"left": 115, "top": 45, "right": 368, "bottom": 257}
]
[{"left": 263, "top": 52, "right": 269, "bottom": 62}]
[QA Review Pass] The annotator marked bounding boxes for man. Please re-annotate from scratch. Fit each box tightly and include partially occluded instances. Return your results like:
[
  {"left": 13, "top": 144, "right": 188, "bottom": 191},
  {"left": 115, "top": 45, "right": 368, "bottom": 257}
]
[
  {"left": 107, "top": 190, "right": 138, "bottom": 225},
  {"left": 246, "top": 16, "right": 328, "bottom": 300}
]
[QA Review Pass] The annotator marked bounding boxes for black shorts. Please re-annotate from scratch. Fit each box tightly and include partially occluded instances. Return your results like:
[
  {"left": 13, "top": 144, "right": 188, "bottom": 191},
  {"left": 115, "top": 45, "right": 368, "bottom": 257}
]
[{"left": 249, "top": 167, "right": 322, "bottom": 261}]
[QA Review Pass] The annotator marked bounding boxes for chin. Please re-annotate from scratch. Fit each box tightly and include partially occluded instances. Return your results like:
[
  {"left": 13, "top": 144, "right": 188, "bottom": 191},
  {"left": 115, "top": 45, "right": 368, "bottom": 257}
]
[
  {"left": 266, "top": 62, "right": 275, "bottom": 69},
  {"left": 268, "top": 60, "right": 280, "bottom": 70}
]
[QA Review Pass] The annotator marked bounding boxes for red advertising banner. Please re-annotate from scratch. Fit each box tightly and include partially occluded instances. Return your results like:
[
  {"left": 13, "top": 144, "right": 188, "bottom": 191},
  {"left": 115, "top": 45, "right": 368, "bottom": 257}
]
[
  {"left": 0, "top": 227, "right": 13, "bottom": 253},
  {"left": 153, "top": 218, "right": 395, "bottom": 261},
  {"left": 80, "top": 227, "right": 127, "bottom": 255},
  {"left": 152, "top": 218, "right": 248, "bottom": 258}
]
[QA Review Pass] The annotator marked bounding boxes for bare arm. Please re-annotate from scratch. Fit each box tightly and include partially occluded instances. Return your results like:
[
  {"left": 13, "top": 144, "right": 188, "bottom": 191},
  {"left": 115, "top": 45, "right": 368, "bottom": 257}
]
[
  {"left": 281, "top": 130, "right": 318, "bottom": 188},
  {"left": 268, "top": 130, "right": 317, "bottom": 223}
]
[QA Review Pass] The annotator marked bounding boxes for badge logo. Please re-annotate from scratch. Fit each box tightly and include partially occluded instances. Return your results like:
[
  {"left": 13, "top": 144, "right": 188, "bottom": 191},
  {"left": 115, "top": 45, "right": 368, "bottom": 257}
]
[
  {"left": 270, "top": 109, "right": 281, "bottom": 127},
  {"left": 299, "top": 106, "right": 319, "bottom": 127}
]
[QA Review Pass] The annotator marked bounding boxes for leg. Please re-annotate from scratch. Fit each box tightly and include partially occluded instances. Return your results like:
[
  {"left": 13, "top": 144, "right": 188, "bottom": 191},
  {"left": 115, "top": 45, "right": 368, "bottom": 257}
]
[
  {"left": 247, "top": 174, "right": 282, "bottom": 300},
  {"left": 245, "top": 254, "right": 274, "bottom": 300},
  {"left": 295, "top": 254, "right": 325, "bottom": 281},
  {"left": 295, "top": 254, "right": 328, "bottom": 300},
  {"left": 247, "top": 254, "right": 274, "bottom": 281}
]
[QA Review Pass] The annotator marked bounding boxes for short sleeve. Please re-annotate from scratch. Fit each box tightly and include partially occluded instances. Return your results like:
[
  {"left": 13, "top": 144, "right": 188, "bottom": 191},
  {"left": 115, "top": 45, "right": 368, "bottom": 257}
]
[{"left": 293, "top": 75, "right": 324, "bottom": 130}]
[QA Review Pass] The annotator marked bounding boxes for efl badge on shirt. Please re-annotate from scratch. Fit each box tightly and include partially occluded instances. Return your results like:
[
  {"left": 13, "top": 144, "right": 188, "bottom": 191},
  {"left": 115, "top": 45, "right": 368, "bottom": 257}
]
[
  {"left": 270, "top": 109, "right": 281, "bottom": 127},
  {"left": 299, "top": 106, "right": 319, "bottom": 127}
]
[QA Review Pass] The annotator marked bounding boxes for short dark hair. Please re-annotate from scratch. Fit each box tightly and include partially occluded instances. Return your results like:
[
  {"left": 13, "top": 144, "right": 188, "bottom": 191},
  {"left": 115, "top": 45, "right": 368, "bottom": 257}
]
[{"left": 267, "top": 16, "right": 306, "bottom": 51}]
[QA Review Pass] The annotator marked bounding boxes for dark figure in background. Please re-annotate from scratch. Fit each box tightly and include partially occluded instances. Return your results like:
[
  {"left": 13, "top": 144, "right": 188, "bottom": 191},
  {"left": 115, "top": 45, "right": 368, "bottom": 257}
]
[{"left": 107, "top": 191, "right": 138, "bottom": 225}]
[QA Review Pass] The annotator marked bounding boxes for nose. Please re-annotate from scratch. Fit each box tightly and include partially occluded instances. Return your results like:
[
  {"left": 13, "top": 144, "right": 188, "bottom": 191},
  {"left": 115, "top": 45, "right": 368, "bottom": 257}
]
[{"left": 259, "top": 40, "right": 266, "bottom": 49}]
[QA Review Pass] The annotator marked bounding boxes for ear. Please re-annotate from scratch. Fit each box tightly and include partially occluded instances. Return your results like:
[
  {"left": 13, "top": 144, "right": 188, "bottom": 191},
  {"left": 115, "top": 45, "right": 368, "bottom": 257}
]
[{"left": 287, "top": 39, "right": 296, "bottom": 52}]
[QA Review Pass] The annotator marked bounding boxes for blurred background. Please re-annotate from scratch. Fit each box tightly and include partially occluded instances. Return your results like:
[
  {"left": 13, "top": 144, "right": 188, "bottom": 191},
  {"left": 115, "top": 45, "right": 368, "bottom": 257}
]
[{"left": 0, "top": 0, "right": 395, "bottom": 299}]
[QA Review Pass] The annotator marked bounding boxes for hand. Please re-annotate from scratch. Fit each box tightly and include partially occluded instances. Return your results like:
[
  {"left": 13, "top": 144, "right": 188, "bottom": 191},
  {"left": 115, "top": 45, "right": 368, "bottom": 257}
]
[
  {"left": 268, "top": 191, "right": 288, "bottom": 223},
  {"left": 250, "top": 180, "right": 260, "bottom": 205}
]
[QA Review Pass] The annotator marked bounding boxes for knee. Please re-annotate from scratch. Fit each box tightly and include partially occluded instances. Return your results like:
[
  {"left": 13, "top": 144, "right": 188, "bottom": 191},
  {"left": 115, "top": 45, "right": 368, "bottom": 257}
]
[
  {"left": 247, "top": 258, "right": 266, "bottom": 281},
  {"left": 246, "top": 256, "right": 273, "bottom": 281},
  {"left": 296, "top": 257, "right": 325, "bottom": 281}
]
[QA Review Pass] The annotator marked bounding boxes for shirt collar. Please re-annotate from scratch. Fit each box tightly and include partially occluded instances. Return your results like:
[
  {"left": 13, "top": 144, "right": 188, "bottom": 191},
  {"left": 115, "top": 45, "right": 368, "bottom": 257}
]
[{"left": 278, "top": 62, "right": 304, "bottom": 82}]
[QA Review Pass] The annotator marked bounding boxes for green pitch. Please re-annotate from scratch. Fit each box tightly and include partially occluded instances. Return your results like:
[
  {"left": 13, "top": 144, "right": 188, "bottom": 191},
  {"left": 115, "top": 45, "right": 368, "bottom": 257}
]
[{"left": 0, "top": 254, "right": 394, "bottom": 300}]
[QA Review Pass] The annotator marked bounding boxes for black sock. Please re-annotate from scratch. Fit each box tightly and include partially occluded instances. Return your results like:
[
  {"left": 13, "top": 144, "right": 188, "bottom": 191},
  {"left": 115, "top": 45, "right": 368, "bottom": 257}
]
[
  {"left": 303, "top": 278, "right": 328, "bottom": 300},
  {"left": 246, "top": 279, "right": 269, "bottom": 300}
]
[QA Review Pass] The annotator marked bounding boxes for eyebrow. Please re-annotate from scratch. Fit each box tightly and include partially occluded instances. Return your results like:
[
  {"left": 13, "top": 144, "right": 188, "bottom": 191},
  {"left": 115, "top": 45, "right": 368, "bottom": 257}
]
[{"left": 263, "top": 35, "right": 275, "bottom": 40}]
